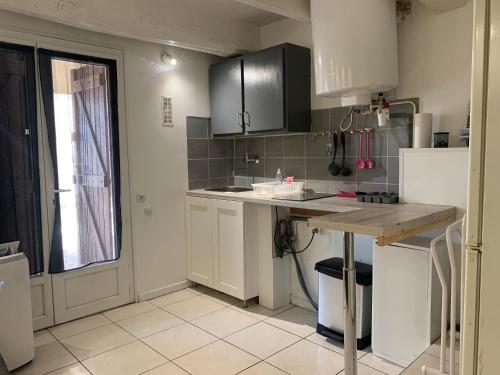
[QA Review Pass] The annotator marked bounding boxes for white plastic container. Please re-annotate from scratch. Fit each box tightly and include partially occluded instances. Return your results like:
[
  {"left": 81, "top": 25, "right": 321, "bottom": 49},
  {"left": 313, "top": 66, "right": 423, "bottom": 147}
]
[{"left": 251, "top": 181, "right": 304, "bottom": 196}]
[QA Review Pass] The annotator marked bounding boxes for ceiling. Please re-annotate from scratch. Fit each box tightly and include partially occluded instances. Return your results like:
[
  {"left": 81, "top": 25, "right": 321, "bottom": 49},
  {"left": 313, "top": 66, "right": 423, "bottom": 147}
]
[{"left": 0, "top": 0, "right": 310, "bottom": 56}]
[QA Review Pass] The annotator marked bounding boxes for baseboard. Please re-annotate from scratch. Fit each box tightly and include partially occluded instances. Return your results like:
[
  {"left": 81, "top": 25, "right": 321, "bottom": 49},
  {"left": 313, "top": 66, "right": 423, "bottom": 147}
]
[
  {"left": 371, "top": 350, "right": 411, "bottom": 368},
  {"left": 137, "top": 280, "right": 193, "bottom": 302}
]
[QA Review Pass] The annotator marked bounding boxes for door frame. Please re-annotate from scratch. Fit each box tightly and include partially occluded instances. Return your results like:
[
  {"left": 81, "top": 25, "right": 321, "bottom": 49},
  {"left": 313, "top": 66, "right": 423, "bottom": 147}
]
[{"left": 0, "top": 29, "right": 134, "bottom": 327}]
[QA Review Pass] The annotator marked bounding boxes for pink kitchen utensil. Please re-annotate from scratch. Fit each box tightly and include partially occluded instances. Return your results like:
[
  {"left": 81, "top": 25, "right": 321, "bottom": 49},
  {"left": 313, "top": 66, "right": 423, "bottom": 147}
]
[
  {"left": 355, "top": 131, "right": 366, "bottom": 169},
  {"left": 364, "top": 130, "right": 374, "bottom": 169}
]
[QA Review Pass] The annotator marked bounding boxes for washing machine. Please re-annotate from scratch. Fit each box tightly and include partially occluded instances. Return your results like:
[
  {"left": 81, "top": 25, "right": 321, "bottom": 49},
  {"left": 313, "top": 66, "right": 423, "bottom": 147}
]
[{"left": 0, "top": 250, "right": 34, "bottom": 370}]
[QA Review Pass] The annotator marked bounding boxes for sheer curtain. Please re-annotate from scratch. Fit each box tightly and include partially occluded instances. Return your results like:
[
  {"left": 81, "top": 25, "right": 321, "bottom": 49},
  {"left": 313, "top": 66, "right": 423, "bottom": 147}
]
[
  {"left": 38, "top": 49, "right": 121, "bottom": 274},
  {"left": 0, "top": 43, "right": 43, "bottom": 275}
]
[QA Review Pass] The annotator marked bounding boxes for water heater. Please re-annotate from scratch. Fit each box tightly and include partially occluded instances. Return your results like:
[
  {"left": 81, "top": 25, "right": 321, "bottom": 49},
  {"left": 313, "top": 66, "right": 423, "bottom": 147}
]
[{"left": 311, "top": 0, "right": 399, "bottom": 106}]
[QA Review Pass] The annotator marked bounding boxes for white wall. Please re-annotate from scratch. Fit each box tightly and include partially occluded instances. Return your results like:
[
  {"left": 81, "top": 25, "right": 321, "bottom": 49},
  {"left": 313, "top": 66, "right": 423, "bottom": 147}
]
[
  {"left": 0, "top": 10, "right": 219, "bottom": 300},
  {"left": 260, "top": 3, "right": 473, "bottom": 146}
]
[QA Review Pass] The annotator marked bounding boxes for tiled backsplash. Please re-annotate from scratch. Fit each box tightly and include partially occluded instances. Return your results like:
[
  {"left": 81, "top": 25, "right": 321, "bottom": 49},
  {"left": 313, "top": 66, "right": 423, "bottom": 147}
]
[{"left": 187, "top": 100, "right": 417, "bottom": 193}]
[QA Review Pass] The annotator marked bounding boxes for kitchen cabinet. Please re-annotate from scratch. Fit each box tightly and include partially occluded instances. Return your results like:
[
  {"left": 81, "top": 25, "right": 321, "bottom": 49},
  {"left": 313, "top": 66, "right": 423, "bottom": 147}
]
[
  {"left": 185, "top": 196, "right": 259, "bottom": 301},
  {"left": 209, "top": 43, "right": 310, "bottom": 135},
  {"left": 209, "top": 59, "right": 244, "bottom": 135},
  {"left": 186, "top": 196, "right": 214, "bottom": 287}
]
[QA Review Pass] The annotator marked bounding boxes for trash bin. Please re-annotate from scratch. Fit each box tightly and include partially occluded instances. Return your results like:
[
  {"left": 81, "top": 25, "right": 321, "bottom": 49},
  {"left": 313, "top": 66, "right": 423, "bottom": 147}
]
[{"left": 314, "top": 257, "right": 373, "bottom": 350}]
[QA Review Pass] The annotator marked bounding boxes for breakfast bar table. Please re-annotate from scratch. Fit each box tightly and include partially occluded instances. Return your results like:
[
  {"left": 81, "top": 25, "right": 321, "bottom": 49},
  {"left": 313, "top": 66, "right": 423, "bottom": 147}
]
[{"left": 309, "top": 203, "right": 456, "bottom": 375}]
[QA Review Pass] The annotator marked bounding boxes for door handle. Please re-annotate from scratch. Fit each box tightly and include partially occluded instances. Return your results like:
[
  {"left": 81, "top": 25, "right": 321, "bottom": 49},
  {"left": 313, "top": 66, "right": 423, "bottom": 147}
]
[
  {"left": 237, "top": 112, "right": 243, "bottom": 128},
  {"left": 244, "top": 111, "right": 250, "bottom": 128},
  {"left": 53, "top": 189, "right": 71, "bottom": 194}
]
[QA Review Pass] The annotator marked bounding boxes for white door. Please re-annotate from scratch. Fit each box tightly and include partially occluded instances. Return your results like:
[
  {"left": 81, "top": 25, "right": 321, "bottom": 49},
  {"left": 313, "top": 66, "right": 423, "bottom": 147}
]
[
  {"left": 462, "top": 0, "right": 500, "bottom": 373},
  {"left": 39, "top": 41, "right": 133, "bottom": 324},
  {"left": 186, "top": 196, "right": 214, "bottom": 287},
  {"left": 213, "top": 200, "right": 244, "bottom": 298}
]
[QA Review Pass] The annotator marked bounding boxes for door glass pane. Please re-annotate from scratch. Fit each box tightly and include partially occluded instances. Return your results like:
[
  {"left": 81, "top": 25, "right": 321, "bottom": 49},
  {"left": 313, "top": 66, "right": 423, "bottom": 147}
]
[
  {"left": 0, "top": 43, "right": 43, "bottom": 275},
  {"left": 50, "top": 58, "right": 119, "bottom": 271}
]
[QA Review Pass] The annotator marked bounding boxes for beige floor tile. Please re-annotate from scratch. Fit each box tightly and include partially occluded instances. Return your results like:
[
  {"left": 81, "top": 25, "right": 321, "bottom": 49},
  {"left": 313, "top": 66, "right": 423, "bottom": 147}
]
[
  {"left": 239, "top": 362, "right": 287, "bottom": 375},
  {"left": 149, "top": 289, "right": 198, "bottom": 307},
  {"left": 225, "top": 322, "right": 301, "bottom": 359},
  {"left": 49, "top": 314, "right": 110, "bottom": 339},
  {"left": 163, "top": 296, "right": 225, "bottom": 321},
  {"left": 306, "top": 332, "right": 369, "bottom": 359},
  {"left": 82, "top": 341, "right": 167, "bottom": 375},
  {"left": 13, "top": 341, "right": 77, "bottom": 375},
  {"left": 142, "top": 363, "right": 189, "bottom": 375},
  {"left": 46, "top": 363, "right": 91, "bottom": 375},
  {"left": 60, "top": 323, "right": 135, "bottom": 360},
  {"left": 33, "top": 330, "right": 56, "bottom": 347},
  {"left": 266, "top": 307, "right": 317, "bottom": 337},
  {"left": 337, "top": 363, "right": 386, "bottom": 375},
  {"left": 116, "top": 309, "right": 183, "bottom": 338},
  {"left": 360, "top": 353, "right": 404, "bottom": 375},
  {"left": 230, "top": 301, "right": 294, "bottom": 321},
  {"left": 426, "top": 337, "right": 460, "bottom": 364},
  {"left": 191, "top": 307, "right": 259, "bottom": 338},
  {"left": 173, "top": 340, "right": 259, "bottom": 375},
  {"left": 103, "top": 302, "right": 156, "bottom": 322},
  {"left": 401, "top": 353, "right": 458, "bottom": 375},
  {"left": 142, "top": 323, "right": 217, "bottom": 360},
  {"left": 267, "top": 340, "right": 344, "bottom": 375}
]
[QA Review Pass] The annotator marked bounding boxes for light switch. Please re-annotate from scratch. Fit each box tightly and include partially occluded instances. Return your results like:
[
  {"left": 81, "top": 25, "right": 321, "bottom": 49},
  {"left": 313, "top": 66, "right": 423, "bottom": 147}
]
[
  {"left": 136, "top": 193, "right": 146, "bottom": 203},
  {"left": 144, "top": 206, "right": 153, "bottom": 216}
]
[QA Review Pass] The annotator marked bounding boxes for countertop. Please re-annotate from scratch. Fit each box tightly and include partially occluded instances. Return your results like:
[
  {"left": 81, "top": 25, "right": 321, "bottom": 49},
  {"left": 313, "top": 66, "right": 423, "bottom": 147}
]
[{"left": 186, "top": 189, "right": 457, "bottom": 245}]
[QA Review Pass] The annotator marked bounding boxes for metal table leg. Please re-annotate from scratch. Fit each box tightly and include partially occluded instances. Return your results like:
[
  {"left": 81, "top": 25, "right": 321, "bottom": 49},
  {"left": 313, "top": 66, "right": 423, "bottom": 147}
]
[{"left": 343, "top": 232, "right": 357, "bottom": 375}]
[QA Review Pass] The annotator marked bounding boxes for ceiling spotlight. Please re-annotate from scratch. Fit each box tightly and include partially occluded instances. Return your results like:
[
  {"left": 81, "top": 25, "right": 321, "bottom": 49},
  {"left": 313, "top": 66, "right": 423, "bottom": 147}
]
[{"left": 161, "top": 52, "right": 177, "bottom": 66}]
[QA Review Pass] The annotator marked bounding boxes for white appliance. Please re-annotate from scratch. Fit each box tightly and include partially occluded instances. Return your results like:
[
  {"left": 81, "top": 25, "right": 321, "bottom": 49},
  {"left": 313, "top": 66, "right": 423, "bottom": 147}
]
[
  {"left": 0, "top": 252, "right": 34, "bottom": 370},
  {"left": 372, "top": 148, "right": 469, "bottom": 366},
  {"left": 461, "top": 0, "right": 500, "bottom": 373},
  {"left": 310, "top": 0, "right": 398, "bottom": 105}
]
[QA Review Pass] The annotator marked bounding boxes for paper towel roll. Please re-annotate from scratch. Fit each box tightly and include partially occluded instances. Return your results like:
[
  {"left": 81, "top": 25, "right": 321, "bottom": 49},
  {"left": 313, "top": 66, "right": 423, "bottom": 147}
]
[{"left": 413, "top": 113, "right": 432, "bottom": 148}]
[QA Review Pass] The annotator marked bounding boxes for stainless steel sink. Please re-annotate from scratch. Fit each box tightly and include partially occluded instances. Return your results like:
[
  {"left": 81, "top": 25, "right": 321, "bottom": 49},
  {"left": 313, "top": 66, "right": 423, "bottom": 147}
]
[{"left": 204, "top": 186, "right": 253, "bottom": 193}]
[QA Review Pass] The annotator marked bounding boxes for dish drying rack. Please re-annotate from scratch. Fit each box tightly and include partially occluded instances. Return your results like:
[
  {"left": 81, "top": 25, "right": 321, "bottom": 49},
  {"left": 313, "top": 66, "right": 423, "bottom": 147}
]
[{"left": 251, "top": 181, "right": 304, "bottom": 196}]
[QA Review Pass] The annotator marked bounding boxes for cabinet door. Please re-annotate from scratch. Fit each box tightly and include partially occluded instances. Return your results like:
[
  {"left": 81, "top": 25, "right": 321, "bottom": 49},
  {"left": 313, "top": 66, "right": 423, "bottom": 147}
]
[
  {"left": 209, "top": 59, "right": 244, "bottom": 135},
  {"left": 243, "top": 46, "right": 284, "bottom": 132},
  {"left": 186, "top": 197, "right": 214, "bottom": 287},
  {"left": 213, "top": 200, "right": 245, "bottom": 298}
]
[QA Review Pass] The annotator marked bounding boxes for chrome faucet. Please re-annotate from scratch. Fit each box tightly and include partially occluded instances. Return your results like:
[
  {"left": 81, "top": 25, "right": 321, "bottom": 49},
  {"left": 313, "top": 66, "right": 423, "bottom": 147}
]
[{"left": 232, "top": 152, "right": 260, "bottom": 177}]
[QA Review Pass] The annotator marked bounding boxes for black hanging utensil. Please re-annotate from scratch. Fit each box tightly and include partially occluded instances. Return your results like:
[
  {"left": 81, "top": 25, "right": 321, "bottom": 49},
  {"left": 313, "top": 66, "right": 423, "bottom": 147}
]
[
  {"left": 340, "top": 132, "right": 352, "bottom": 176},
  {"left": 328, "top": 133, "right": 341, "bottom": 176}
]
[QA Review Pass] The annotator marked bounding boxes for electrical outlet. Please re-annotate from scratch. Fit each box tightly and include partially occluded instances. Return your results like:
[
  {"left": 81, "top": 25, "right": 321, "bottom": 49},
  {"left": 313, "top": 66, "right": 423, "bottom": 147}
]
[{"left": 136, "top": 193, "right": 146, "bottom": 203}]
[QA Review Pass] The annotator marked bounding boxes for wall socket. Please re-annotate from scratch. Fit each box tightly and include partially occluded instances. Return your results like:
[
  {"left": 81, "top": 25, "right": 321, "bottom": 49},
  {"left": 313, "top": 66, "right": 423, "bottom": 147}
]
[
  {"left": 136, "top": 193, "right": 146, "bottom": 203},
  {"left": 144, "top": 206, "right": 153, "bottom": 216}
]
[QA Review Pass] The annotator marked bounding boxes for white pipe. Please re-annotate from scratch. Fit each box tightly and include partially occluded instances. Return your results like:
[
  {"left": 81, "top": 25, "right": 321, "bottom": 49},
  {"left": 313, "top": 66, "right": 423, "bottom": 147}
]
[{"left": 430, "top": 233, "right": 448, "bottom": 374}]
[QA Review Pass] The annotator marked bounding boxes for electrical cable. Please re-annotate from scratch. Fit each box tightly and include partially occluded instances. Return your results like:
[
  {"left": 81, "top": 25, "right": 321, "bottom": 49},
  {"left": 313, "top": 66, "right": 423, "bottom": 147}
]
[
  {"left": 339, "top": 106, "right": 355, "bottom": 131},
  {"left": 273, "top": 206, "right": 318, "bottom": 310}
]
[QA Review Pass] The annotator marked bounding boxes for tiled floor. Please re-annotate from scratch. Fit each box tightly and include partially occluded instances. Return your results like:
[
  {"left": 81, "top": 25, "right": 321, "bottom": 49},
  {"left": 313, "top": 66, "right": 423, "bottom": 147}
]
[{"left": 14, "top": 286, "right": 457, "bottom": 375}]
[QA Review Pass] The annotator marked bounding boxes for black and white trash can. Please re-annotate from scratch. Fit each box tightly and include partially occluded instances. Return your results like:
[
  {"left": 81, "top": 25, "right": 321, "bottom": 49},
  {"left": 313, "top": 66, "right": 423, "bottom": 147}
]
[{"left": 314, "top": 257, "right": 373, "bottom": 350}]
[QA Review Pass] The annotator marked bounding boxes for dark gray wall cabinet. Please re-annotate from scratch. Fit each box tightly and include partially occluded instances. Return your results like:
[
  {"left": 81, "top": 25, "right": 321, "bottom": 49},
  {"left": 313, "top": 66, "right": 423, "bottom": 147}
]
[{"left": 209, "top": 43, "right": 311, "bottom": 135}]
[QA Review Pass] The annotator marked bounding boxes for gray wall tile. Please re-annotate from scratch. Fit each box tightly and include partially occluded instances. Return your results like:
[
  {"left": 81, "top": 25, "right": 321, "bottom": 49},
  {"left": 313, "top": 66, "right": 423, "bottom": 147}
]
[
  {"left": 283, "top": 157, "right": 305, "bottom": 179},
  {"left": 284, "top": 135, "right": 305, "bottom": 157},
  {"left": 210, "top": 177, "right": 231, "bottom": 188},
  {"left": 247, "top": 137, "right": 265, "bottom": 157},
  {"left": 187, "top": 139, "right": 208, "bottom": 159},
  {"left": 209, "top": 159, "right": 227, "bottom": 178},
  {"left": 228, "top": 139, "right": 235, "bottom": 158},
  {"left": 246, "top": 159, "right": 265, "bottom": 177},
  {"left": 235, "top": 138, "right": 247, "bottom": 157},
  {"left": 357, "top": 183, "right": 387, "bottom": 193},
  {"left": 186, "top": 117, "right": 209, "bottom": 138},
  {"left": 306, "top": 180, "right": 329, "bottom": 193},
  {"left": 388, "top": 126, "right": 412, "bottom": 156},
  {"left": 356, "top": 156, "right": 387, "bottom": 184},
  {"left": 306, "top": 157, "right": 330, "bottom": 180},
  {"left": 265, "top": 137, "right": 284, "bottom": 157},
  {"left": 188, "top": 159, "right": 209, "bottom": 180},
  {"left": 387, "top": 157, "right": 399, "bottom": 185},
  {"left": 209, "top": 139, "right": 228, "bottom": 158},
  {"left": 330, "top": 157, "right": 356, "bottom": 182},
  {"left": 311, "top": 109, "right": 329, "bottom": 132},
  {"left": 189, "top": 179, "right": 210, "bottom": 189},
  {"left": 306, "top": 134, "right": 329, "bottom": 157}
]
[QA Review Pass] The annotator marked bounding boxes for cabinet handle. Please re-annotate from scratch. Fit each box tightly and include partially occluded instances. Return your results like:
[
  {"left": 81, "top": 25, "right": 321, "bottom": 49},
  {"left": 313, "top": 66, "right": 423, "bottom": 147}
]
[
  {"left": 244, "top": 111, "right": 250, "bottom": 128},
  {"left": 237, "top": 112, "right": 243, "bottom": 128}
]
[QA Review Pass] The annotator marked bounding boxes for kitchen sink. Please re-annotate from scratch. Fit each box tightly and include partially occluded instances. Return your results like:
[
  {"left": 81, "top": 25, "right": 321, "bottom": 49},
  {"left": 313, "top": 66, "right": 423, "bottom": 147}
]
[{"left": 204, "top": 186, "right": 253, "bottom": 193}]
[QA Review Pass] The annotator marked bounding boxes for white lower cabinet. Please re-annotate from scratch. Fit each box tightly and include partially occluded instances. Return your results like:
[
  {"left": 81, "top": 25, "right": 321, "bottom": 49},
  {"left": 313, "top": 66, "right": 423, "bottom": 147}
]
[{"left": 186, "top": 196, "right": 258, "bottom": 301}]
